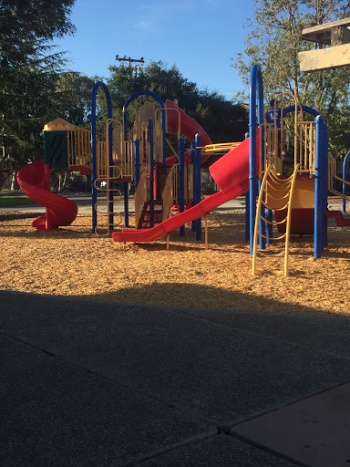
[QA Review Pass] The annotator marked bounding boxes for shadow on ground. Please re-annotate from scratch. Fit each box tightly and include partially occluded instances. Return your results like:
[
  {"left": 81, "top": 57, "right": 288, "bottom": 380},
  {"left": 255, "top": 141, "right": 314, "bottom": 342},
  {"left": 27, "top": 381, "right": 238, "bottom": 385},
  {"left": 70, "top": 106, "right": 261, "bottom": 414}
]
[{"left": 75, "top": 281, "right": 334, "bottom": 315}]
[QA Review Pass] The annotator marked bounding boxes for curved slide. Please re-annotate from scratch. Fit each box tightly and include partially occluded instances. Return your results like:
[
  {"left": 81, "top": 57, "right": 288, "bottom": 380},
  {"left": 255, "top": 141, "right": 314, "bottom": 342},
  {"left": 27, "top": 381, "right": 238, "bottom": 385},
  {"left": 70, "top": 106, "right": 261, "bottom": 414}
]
[
  {"left": 16, "top": 159, "right": 78, "bottom": 230},
  {"left": 165, "top": 100, "right": 212, "bottom": 166},
  {"left": 113, "top": 136, "right": 257, "bottom": 243}
]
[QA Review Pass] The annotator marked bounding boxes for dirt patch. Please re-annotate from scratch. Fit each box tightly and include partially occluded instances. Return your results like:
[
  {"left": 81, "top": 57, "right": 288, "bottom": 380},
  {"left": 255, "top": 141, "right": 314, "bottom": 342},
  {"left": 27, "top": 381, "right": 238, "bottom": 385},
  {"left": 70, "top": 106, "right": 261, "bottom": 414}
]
[{"left": 1, "top": 209, "right": 349, "bottom": 315}]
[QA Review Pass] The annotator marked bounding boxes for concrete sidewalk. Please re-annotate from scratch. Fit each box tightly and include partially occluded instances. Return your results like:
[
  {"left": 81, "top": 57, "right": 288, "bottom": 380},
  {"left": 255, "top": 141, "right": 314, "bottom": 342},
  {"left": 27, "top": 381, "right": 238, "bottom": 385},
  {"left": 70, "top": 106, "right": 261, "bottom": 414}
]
[
  {"left": 1, "top": 291, "right": 350, "bottom": 466},
  {"left": 0, "top": 193, "right": 248, "bottom": 216}
]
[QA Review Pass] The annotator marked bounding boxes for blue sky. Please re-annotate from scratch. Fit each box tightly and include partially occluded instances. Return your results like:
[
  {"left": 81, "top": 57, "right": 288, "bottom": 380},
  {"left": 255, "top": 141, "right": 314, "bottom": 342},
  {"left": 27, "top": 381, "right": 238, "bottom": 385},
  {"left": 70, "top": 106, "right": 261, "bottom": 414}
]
[{"left": 55, "top": 0, "right": 255, "bottom": 100}]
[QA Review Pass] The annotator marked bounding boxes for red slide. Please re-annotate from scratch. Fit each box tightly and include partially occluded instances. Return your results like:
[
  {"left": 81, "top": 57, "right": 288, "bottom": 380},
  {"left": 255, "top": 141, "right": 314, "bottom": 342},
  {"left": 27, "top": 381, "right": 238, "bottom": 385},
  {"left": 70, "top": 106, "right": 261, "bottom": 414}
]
[
  {"left": 16, "top": 159, "right": 78, "bottom": 231},
  {"left": 165, "top": 100, "right": 212, "bottom": 166},
  {"left": 113, "top": 136, "right": 257, "bottom": 243},
  {"left": 166, "top": 100, "right": 212, "bottom": 145}
]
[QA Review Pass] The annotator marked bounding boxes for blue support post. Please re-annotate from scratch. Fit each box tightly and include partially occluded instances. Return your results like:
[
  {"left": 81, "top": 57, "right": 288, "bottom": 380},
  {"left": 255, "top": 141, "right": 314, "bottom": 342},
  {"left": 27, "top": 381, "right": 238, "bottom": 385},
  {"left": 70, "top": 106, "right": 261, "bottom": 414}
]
[
  {"left": 314, "top": 115, "right": 328, "bottom": 258},
  {"left": 191, "top": 141, "right": 196, "bottom": 234},
  {"left": 123, "top": 181, "right": 129, "bottom": 227},
  {"left": 148, "top": 118, "right": 154, "bottom": 201},
  {"left": 134, "top": 138, "right": 140, "bottom": 188},
  {"left": 192, "top": 135, "right": 202, "bottom": 240},
  {"left": 244, "top": 132, "right": 250, "bottom": 242},
  {"left": 342, "top": 151, "right": 350, "bottom": 213},
  {"left": 249, "top": 65, "right": 264, "bottom": 254},
  {"left": 91, "top": 81, "right": 113, "bottom": 233},
  {"left": 322, "top": 119, "right": 329, "bottom": 252},
  {"left": 107, "top": 120, "right": 114, "bottom": 232},
  {"left": 179, "top": 136, "right": 185, "bottom": 236}
]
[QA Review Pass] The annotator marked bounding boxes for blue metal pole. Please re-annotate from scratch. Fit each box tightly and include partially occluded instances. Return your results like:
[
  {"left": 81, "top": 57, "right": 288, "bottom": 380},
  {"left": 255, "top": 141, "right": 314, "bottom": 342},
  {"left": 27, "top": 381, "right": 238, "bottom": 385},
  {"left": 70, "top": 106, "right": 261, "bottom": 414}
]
[
  {"left": 134, "top": 138, "right": 140, "bottom": 188},
  {"left": 314, "top": 115, "right": 328, "bottom": 258},
  {"left": 314, "top": 117, "right": 321, "bottom": 258},
  {"left": 179, "top": 136, "right": 185, "bottom": 236},
  {"left": 249, "top": 64, "right": 264, "bottom": 254},
  {"left": 191, "top": 141, "right": 196, "bottom": 234},
  {"left": 148, "top": 118, "right": 154, "bottom": 201},
  {"left": 123, "top": 181, "right": 129, "bottom": 227},
  {"left": 193, "top": 135, "right": 202, "bottom": 240},
  {"left": 322, "top": 119, "right": 329, "bottom": 251},
  {"left": 249, "top": 67, "right": 257, "bottom": 254},
  {"left": 342, "top": 151, "right": 350, "bottom": 213},
  {"left": 107, "top": 119, "right": 114, "bottom": 232},
  {"left": 91, "top": 81, "right": 112, "bottom": 233}
]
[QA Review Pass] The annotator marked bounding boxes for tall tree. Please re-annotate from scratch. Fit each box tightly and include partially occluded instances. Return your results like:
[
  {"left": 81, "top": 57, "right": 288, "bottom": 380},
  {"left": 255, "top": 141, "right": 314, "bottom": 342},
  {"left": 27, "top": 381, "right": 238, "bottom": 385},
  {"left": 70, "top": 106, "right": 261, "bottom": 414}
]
[
  {"left": 101, "top": 60, "right": 248, "bottom": 144},
  {"left": 0, "top": 0, "right": 76, "bottom": 184},
  {"left": 234, "top": 0, "right": 350, "bottom": 156},
  {"left": 53, "top": 72, "right": 95, "bottom": 127}
]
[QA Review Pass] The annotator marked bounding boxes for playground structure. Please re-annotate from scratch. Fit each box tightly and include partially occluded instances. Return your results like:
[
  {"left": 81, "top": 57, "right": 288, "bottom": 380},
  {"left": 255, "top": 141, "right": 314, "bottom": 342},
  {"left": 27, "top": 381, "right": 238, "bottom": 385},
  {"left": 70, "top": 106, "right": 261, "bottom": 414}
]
[
  {"left": 90, "top": 84, "right": 217, "bottom": 236},
  {"left": 111, "top": 65, "right": 350, "bottom": 275},
  {"left": 15, "top": 64, "right": 350, "bottom": 276},
  {"left": 248, "top": 63, "right": 350, "bottom": 274},
  {"left": 16, "top": 86, "right": 213, "bottom": 233}
]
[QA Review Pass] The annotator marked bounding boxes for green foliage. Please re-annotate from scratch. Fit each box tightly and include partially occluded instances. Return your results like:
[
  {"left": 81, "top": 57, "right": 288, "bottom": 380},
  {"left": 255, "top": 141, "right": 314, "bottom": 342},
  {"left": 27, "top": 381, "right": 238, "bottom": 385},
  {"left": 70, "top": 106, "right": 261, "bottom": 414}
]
[
  {"left": 233, "top": 0, "right": 350, "bottom": 158},
  {"left": 0, "top": 194, "right": 37, "bottom": 207},
  {"left": 99, "top": 61, "right": 248, "bottom": 143},
  {"left": 0, "top": 0, "right": 77, "bottom": 177},
  {"left": 0, "top": 0, "right": 75, "bottom": 40},
  {"left": 53, "top": 73, "right": 95, "bottom": 127}
]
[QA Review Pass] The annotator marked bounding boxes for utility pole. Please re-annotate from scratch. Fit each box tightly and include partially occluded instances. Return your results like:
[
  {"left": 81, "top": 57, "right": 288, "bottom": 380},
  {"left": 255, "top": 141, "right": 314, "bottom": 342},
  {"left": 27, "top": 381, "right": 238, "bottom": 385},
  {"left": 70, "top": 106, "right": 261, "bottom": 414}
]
[{"left": 115, "top": 55, "right": 145, "bottom": 76}]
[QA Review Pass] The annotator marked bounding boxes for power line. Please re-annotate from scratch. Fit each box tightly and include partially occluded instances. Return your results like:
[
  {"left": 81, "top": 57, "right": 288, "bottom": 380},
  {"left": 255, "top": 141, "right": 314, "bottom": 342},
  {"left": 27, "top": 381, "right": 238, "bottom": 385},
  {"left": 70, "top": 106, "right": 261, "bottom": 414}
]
[{"left": 115, "top": 55, "right": 144, "bottom": 66}]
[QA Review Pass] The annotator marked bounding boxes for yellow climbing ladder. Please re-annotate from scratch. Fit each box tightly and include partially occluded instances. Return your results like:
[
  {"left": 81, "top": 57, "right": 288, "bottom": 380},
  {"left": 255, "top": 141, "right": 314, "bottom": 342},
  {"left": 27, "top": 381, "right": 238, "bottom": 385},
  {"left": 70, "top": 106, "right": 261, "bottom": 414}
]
[{"left": 252, "top": 165, "right": 299, "bottom": 276}]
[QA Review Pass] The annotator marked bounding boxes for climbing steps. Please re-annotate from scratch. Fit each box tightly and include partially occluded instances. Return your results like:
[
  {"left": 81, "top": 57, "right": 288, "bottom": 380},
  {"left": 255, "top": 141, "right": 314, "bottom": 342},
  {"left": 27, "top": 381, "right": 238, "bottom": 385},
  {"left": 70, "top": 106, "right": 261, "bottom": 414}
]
[
  {"left": 252, "top": 165, "right": 299, "bottom": 276},
  {"left": 137, "top": 200, "right": 164, "bottom": 229}
]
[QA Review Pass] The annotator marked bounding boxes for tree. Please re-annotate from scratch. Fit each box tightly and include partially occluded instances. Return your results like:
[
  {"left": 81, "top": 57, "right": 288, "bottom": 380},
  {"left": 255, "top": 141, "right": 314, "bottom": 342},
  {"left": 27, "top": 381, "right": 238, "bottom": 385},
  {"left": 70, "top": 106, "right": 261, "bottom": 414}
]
[
  {"left": 53, "top": 72, "right": 95, "bottom": 127},
  {"left": 100, "top": 60, "right": 248, "bottom": 144},
  {"left": 0, "top": 0, "right": 76, "bottom": 186},
  {"left": 234, "top": 0, "right": 350, "bottom": 157}
]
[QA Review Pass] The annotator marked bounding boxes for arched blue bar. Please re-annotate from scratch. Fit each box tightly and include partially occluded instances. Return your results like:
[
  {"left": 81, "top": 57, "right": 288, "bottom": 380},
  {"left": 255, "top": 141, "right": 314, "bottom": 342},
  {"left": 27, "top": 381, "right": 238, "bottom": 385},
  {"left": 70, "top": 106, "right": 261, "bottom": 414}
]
[
  {"left": 123, "top": 89, "right": 167, "bottom": 166},
  {"left": 91, "top": 81, "right": 113, "bottom": 233},
  {"left": 284, "top": 104, "right": 320, "bottom": 118}
]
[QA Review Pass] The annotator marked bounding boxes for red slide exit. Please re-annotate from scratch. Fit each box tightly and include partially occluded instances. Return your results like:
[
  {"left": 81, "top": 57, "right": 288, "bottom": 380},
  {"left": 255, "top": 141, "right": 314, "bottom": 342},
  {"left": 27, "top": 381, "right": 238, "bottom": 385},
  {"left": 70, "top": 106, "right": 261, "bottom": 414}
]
[
  {"left": 17, "top": 159, "right": 78, "bottom": 231},
  {"left": 113, "top": 137, "right": 256, "bottom": 243}
]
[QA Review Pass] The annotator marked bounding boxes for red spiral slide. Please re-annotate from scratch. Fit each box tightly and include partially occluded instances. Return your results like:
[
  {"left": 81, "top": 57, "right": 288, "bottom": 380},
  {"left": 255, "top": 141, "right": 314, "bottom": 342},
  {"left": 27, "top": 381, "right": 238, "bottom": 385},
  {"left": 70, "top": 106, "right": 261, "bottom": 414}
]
[
  {"left": 16, "top": 159, "right": 78, "bottom": 231},
  {"left": 113, "top": 136, "right": 258, "bottom": 243}
]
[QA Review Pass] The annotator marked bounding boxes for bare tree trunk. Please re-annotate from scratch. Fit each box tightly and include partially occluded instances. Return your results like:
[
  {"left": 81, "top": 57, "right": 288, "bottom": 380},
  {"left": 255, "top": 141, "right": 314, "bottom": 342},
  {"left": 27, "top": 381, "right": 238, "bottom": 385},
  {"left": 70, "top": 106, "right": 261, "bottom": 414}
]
[
  {"left": 10, "top": 172, "right": 19, "bottom": 191},
  {"left": 57, "top": 170, "right": 69, "bottom": 192},
  {"left": 0, "top": 165, "right": 6, "bottom": 191}
]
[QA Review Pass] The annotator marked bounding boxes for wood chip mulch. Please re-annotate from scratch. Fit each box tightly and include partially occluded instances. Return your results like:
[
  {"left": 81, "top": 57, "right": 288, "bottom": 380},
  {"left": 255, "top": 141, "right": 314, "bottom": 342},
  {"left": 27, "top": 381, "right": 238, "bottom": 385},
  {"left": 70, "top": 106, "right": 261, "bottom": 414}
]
[{"left": 1, "top": 210, "right": 349, "bottom": 315}]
